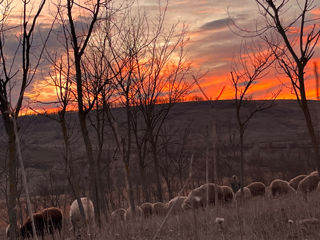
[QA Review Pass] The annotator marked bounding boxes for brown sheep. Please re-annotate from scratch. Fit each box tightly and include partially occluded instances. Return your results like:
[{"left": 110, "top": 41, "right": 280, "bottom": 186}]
[
  {"left": 235, "top": 187, "right": 252, "bottom": 201},
  {"left": 20, "top": 213, "right": 46, "bottom": 239},
  {"left": 181, "top": 183, "right": 222, "bottom": 210},
  {"left": 246, "top": 182, "right": 265, "bottom": 197},
  {"left": 270, "top": 179, "right": 296, "bottom": 197},
  {"left": 140, "top": 202, "right": 153, "bottom": 218},
  {"left": 124, "top": 206, "right": 143, "bottom": 221},
  {"left": 110, "top": 208, "right": 126, "bottom": 222},
  {"left": 297, "top": 174, "right": 320, "bottom": 194},
  {"left": 289, "top": 175, "right": 307, "bottom": 190},
  {"left": 152, "top": 202, "right": 167, "bottom": 216},
  {"left": 20, "top": 207, "right": 62, "bottom": 240},
  {"left": 219, "top": 186, "right": 234, "bottom": 203},
  {"left": 40, "top": 207, "right": 62, "bottom": 237}
]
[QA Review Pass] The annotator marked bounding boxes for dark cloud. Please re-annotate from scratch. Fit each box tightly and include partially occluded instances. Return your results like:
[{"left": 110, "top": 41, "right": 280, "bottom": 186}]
[{"left": 200, "top": 18, "right": 232, "bottom": 31}]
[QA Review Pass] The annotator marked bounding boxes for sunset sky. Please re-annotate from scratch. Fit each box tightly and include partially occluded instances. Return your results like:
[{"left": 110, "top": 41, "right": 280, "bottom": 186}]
[{"left": 2, "top": 0, "right": 320, "bottom": 112}]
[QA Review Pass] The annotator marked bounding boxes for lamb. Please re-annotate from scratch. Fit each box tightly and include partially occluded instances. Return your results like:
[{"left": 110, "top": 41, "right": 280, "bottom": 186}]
[
  {"left": 167, "top": 196, "right": 187, "bottom": 213},
  {"left": 289, "top": 174, "right": 307, "bottom": 190},
  {"left": 69, "top": 197, "right": 95, "bottom": 237},
  {"left": 270, "top": 179, "right": 296, "bottom": 197},
  {"left": 152, "top": 202, "right": 167, "bottom": 216},
  {"left": 246, "top": 182, "right": 265, "bottom": 197},
  {"left": 235, "top": 187, "right": 252, "bottom": 201},
  {"left": 124, "top": 206, "right": 143, "bottom": 221},
  {"left": 181, "top": 183, "right": 222, "bottom": 210},
  {"left": 110, "top": 208, "right": 126, "bottom": 222},
  {"left": 297, "top": 173, "right": 320, "bottom": 194},
  {"left": 219, "top": 186, "right": 234, "bottom": 203}
]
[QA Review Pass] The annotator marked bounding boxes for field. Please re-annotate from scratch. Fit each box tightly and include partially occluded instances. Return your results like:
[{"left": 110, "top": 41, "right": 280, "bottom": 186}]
[
  {"left": 1, "top": 191, "right": 320, "bottom": 239},
  {"left": 1, "top": 100, "right": 320, "bottom": 239}
]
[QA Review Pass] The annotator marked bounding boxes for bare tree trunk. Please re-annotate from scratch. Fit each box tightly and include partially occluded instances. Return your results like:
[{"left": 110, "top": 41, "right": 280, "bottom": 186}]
[
  {"left": 124, "top": 163, "right": 135, "bottom": 211},
  {"left": 164, "top": 177, "right": 173, "bottom": 200},
  {"left": 152, "top": 147, "right": 163, "bottom": 202},
  {"left": 7, "top": 120, "right": 18, "bottom": 239},
  {"left": 107, "top": 115, "right": 136, "bottom": 212},
  {"left": 300, "top": 98, "right": 320, "bottom": 172},
  {"left": 13, "top": 117, "right": 38, "bottom": 240},
  {"left": 78, "top": 115, "right": 101, "bottom": 227},
  {"left": 239, "top": 129, "right": 244, "bottom": 192},
  {"left": 139, "top": 166, "right": 150, "bottom": 202},
  {"left": 58, "top": 112, "right": 87, "bottom": 226}
]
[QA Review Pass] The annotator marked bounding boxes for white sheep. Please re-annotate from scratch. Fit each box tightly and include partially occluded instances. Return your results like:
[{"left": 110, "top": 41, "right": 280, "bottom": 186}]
[
  {"left": 167, "top": 196, "right": 187, "bottom": 213},
  {"left": 297, "top": 173, "right": 320, "bottom": 194},
  {"left": 289, "top": 174, "right": 307, "bottom": 190},
  {"left": 235, "top": 187, "right": 252, "bottom": 201},
  {"left": 270, "top": 179, "right": 296, "bottom": 197},
  {"left": 219, "top": 186, "right": 234, "bottom": 204},
  {"left": 182, "top": 183, "right": 221, "bottom": 210},
  {"left": 69, "top": 197, "right": 95, "bottom": 237},
  {"left": 110, "top": 208, "right": 126, "bottom": 222},
  {"left": 124, "top": 206, "right": 143, "bottom": 221},
  {"left": 246, "top": 182, "right": 266, "bottom": 197},
  {"left": 152, "top": 202, "right": 167, "bottom": 216},
  {"left": 140, "top": 202, "right": 153, "bottom": 218}
]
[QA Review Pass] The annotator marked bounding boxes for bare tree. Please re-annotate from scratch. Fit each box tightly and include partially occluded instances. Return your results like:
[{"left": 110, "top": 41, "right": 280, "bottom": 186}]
[
  {"left": 60, "top": 0, "right": 110, "bottom": 226},
  {"left": 0, "top": 0, "right": 51, "bottom": 237},
  {"left": 131, "top": 19, "right": 193, "bottom": 202},
  {"left": 231, "top": 42, "right": 279, "bottom": 191},
  {"left": 43, "top": 17, "right": 90, "bottom": 226},
  {"left": 254, "top": 0, "right": 320, "bottom": 172}
]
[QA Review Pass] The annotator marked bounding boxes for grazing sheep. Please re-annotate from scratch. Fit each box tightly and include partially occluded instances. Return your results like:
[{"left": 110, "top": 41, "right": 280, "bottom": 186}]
[
  {"left": 69, "top": 197, "right": 95, "bottom": 237},
  {"left": 235, "top": 187, "right": 252, "bottom": 201},
  {"left": 20, "top": 213, "right": 46, "bottom": 239},
  {"left": 270, "top": 179, "right": 296, "bottom": 197},
  {"left": 181, "top": 183, "right": 222, "bottom": 210},
  {"left": 167, "top": 196, "right": 187, "bottom": 213},
  {"left": 124, "top": 206, "right": 143, "bottom": 221},
  {"left": 297, "top": 174, "right": 320, "bottom": 194},
  {"left": 289, "top": 175, "right": 307, "bottom": 190},
  {"left": 246, "top": 182, "right": 266, "bottom": 197},
  {"left": 219, "top": 186, "right": 234, "bottom": 203},
  {"left": 152, "top": 202, "right": 167, "bottom": 216},
  {"left": 140, "top": 202, "right": 153, "bottom": 218},
  {"left": 40, "top": 207, "right": 63, "bottom": 237},
  {"left": 110, "top": 208, "right": 126, "bottom": 222},
  {"left": 6, "top": 224, "right": 21, "bottom": 239}
]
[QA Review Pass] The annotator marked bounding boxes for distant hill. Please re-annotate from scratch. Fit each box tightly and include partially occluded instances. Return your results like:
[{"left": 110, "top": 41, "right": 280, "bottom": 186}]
[{"left": 0, "top": 99, "right": 319, "bottom": 194}]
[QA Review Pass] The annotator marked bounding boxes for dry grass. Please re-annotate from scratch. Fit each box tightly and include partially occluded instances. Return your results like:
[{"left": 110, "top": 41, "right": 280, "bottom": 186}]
[
  {"left": 1, "top": 192, "right": 320, "bottom": 239},
  {"left": 10, "top": 191, "right": 315, "bottom": 240}
]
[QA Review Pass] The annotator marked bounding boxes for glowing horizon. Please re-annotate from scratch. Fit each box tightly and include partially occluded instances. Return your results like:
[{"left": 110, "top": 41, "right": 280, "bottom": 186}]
[{"left": 2, "top": 0, "right": 319, "bottom": 115}]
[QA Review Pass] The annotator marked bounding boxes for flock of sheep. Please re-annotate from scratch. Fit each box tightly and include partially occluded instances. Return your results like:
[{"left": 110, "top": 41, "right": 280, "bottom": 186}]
[
  {"left": 6, "top": 170, "right": 320, "bottom": 239},
  {"left": 110, "top": 170, "right": 320, "bottom": 221}
]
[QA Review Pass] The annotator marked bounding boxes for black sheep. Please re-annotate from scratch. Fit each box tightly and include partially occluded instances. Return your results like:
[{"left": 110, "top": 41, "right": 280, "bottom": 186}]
[{"left": 20, "top": 207, "right": 63, "bottom": 240}]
